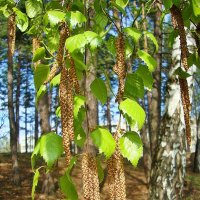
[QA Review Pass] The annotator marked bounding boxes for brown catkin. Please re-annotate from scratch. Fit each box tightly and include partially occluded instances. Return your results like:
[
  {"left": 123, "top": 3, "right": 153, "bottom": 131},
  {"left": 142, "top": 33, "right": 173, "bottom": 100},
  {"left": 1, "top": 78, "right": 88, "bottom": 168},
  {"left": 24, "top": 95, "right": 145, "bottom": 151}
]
[
  {"left": 107, "top": 132, "right": 126, "bottom": 200},
  {"left": 81, "top": 153, "right": 100, "bottom": 200},
  {"left": 170, "top": 5, "right": 189, "bottom": 71},
  {"left": 45, "top": 23, "right": 70, "bottom": 84},
  {"left": 179, "top": 78, "right": 191, "bottom": 144},
  {"left": 60, "top": 66, "right": 73, "bottom": 165},
  {"left": 170, "top": 5, "right": 191, "bottom": 145},
  {"left": 66, "top": 52, "right": 80, "bottom": 94},
  {"left": 114, "top": 33, "right": 126, "bottom": 102}
]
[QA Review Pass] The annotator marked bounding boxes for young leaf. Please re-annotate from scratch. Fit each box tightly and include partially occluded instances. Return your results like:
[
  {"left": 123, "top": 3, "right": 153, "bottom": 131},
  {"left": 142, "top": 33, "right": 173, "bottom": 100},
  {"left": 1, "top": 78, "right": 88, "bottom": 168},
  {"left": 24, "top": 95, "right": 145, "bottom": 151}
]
[
  {"left": 124, "top": 73, "right": 144, "bottom": 99},
  {"left": 174, "top": 67, "right": 191, "bottom": 79},
  {"left": 192, "top": 0, "right": 200, "bottom": 17},
  {"left": 116, "top": 0, "right": 129, "bottom": 9},
  {"left": 163, "top": 0, "right": 173, "bottom": 9},
  {"left": 32, "top": 169, "right": 40, "bottom": 200},
  {"left": 66, "top": 11, "right": 86, "bottom": 27},
  {"left": 124, "top": 27, "right": 141, "bottom": 43},
  {"left": 32, "top": 47, "right": 46, "bottom": 62},
  {"left": 13, "top": 8, "right": 29, "bottom": 32},
  {"left": 119, "top": 98, "right": 145, "bottom": 130},
  {"left": 31, "top": 139, "right": 41, "bottom": 169},
  {"left": 90, "top": 78, "right": 107, "bottom": 105},
  {"left": 137, "top": 50, "right": 157, "bottom": 72},
  {"left": 40, "top": 132, "right": 64, "bottom": 168},
  {"left": 59, "top": 157, "right": 78, "bottom": 200},
  {"left": 66, "top": 33, "right": 86, "bottom": 53},
  {"left": 144, "top": 31, "right": 158, "bottom": 52},
  {"left": 84, "top": 31, "right": 102, "bottom": 50},
  {"left": 47, "top": 10, "right": 66, "bottom": 26},
  {"left": 74, "top": 119, "right": 86, "bottom": 147},
  {"left": 135, "top": 65, "right": 153, "bottom": 90},
  {"left": 25, "top": 0, "right": 42, "bottom": 18},
  {"left": 36, "top": 85, "right": 47, "bottom": 105},
  {"left": 34, "top": 64, "right": 50, "bottom": 91},
  {"left": 50, "top": 73, "right": 60, "bottom": 88},
  {"left": 74, "top": 95, "right": 86, "bottom": 119},
  {"left": 119, "top": 132, "right": 143, "bottom": 167},
  {"left": 91, "top": 128, "right": 116, "bottom": 159},
  {"left": 56, "top": 106, "right": 61, "bottom": 117}
]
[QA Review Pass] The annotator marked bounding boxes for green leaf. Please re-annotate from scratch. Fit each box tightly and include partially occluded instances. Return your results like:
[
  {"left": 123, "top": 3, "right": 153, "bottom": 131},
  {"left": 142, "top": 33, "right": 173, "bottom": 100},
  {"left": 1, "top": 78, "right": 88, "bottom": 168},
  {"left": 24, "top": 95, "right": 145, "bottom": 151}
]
[
  {"left": 25, "top": 0, "right": 42, "bottom": 18},
  {"left": 31, "top": 139, "right": 41, "bottom": 169},
  {"left": 124, "top": 73, "right": 144, "bottom": 99},
  {"left": 94, "top": 11, "right": 108, "bottom": 29},
  {"left": 47, "top": 10, "right": 66, "bottom": 26},
  {"left": 71, "top": 53, "right": 87, "bottom": 71},
  {"left": 50, "top": 73, "right": 60, "bottom": 88},
  {"left": 135, "top": 65, "right": 153, "bottom": 90},
  {"left": 36, "top": 85, "right": 47, "bottom": 105},
  {"left": 40, "top": 132, "right": 64, "bottom": 168},
  {"left": 33, "top": 47, "right": 46, "bottom": 62},
  {"left": 116, "top": 0, "right": 129, "bottom": 9},
  {"left": 74, "top": 119, "right": 86, "bottom": 147},
  {"left": 119, "top": 98, "right": 145, "bottom": 130},
  {"left": 34, "top": 64, "right": 50, "bottom": 91},
  {"left": 13, "top": 8, "right": 28, "bottom": 32},
  {"left": 144, "top": 31, "right": 158, "bottom": 52},
  {"left": 56, "top": 106, "right": 61, "bottom": 117},
  {"left": 119, "top": 132, "right": 143, "bottom": 167},
  {"left": 90, "top": 78, "right": 107, "bottom": 105},
  {"left": 32, "top": 169, "right": 40, "bottom": 200},
  {"left": 59, "top": 157, "right": 78, "bottom": 200},
  {"left": 66, "top": 11, "right": 86, "bottom": 27},
  {"left": 0, "top": 5, "right": 11, "bottom": 18},
  {"left": 91, "top": 128, "right": 116, "bottom": 159},
  {"left": 192, "top": 0, "right": 200, "bottom": 16},
  {"left": 84, "top": 31, "right": 102, "bottom": 50},
  {"left": 97, "top": 157, "right": 104, "bottom": 183},
  {"left": 174, "top": 67, "right": 191, "bottom": 79},
  {"left": 163, "top": 0, "right": 172, "bottom": 9},
  {"left": 137, "top": 50, "right": 157, "bottom": 72},
  {"left": 124, "top": 27, "right": 141, "bottom": 43},
  {"left": 74, "top": 95, "right": 86, "bottom": 119},
  {"left": 66, "top": 33, "right": 86, "bottom": 53}
]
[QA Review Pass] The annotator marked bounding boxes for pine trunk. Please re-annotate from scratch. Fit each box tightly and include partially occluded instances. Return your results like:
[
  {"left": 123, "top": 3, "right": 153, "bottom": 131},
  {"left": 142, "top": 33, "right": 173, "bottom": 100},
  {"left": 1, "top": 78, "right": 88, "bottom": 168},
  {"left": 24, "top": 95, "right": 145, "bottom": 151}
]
[{"left": 7, "top": 14, "right": 20, "bottom": 185}]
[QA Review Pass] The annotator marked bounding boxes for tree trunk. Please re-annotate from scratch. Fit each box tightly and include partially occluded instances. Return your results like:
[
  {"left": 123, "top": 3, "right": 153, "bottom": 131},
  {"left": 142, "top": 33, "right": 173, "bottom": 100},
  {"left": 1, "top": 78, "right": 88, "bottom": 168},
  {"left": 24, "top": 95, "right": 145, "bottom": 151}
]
[
  {"left": 7, "top": 14, "right": 20, "bottom": 185},
  {"left": 34, "top": 107, "right": 39, "bottom": 146},
  {"left": 25, "top": 65, "right": 28, "bottom": 153},
  {"left": 150, "top": 0, "right": 162, "bottom": 158},
  {"left": 32, "top": 37, "right": 53, "bottom": 194},
  {"left": 16, "top": 48, "right": 21, "bottom": 152},
  {"left": 193, "top": 116, "right": 200, "bottom": 172}
]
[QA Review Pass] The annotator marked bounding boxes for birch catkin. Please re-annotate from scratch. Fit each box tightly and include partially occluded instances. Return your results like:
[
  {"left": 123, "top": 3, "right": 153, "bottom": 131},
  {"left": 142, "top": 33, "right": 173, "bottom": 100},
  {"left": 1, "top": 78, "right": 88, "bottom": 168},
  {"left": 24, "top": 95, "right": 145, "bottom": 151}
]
[
  {"left": 107, "top": 132, "right": 126, "bottom": 200},
  {"left": 114, "top": 33, "right": 126, "bottom": 102},
  {"left": 170, "top": 5, "right": 191, "bottom": 145},
  {"left": 82, "top": 153, "right": 100, "bottom": 200}
]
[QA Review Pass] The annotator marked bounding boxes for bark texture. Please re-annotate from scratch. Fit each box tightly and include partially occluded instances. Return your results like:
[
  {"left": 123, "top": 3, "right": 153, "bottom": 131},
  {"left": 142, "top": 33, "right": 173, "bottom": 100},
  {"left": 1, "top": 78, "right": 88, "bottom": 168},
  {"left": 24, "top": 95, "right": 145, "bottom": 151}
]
[
  {"left": 7, "top": 14, "right": 20, "bottom": 185},
  {"left": 149, "top": 78, "right": 186, "bottom": 200}
]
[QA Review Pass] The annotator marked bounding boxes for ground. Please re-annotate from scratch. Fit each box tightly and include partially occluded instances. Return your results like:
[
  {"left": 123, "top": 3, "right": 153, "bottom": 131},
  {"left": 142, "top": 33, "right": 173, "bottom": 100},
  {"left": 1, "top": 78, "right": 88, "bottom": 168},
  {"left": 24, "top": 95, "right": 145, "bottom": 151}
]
[{"left": 0, "top": 153, "right": 200, "bottom": 200}]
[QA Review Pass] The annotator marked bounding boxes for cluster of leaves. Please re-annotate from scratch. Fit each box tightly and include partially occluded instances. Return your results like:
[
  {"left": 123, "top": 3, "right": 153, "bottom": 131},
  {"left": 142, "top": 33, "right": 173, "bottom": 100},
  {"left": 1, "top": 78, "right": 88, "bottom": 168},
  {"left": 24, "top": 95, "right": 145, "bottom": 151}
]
[{"left": 1, "top": 0, "right": 200, "bottom": 199}]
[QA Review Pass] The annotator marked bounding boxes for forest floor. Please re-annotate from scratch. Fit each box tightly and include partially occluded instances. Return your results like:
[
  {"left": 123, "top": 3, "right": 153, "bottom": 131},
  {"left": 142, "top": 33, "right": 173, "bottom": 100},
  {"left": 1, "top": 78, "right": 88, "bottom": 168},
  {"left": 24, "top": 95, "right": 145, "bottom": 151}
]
[{"left": 0, "top": 153, "right": 200, "bottom": 200}]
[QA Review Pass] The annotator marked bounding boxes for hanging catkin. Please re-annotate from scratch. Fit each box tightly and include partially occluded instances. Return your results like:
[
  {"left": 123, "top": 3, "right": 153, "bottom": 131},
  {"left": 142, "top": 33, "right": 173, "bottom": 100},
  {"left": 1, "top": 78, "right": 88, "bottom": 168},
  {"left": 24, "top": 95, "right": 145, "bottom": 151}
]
[
  {"left": 170, "top": 5, "right": 191, "bottom": 145},
  {"left": 114, "top": 33, "right": 126, "bottom": 102},
  {"left": 60, "top": 66, "right": 73, "bottom": 165},
  {"left": 107, "top": 131, "right": 126, "bottom": 200},
  {"left": 45, "top": 23, "right": 69, "bottom": 84},
  {"left": 81, "top": 153, "right": 100, "bottom": 200}
]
